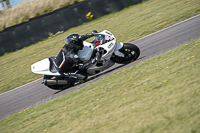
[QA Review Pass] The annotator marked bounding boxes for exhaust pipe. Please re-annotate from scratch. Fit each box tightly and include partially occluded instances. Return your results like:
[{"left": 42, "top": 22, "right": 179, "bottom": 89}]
[{"left": 42, "top": 79, "right": 68, "bottom": 85}]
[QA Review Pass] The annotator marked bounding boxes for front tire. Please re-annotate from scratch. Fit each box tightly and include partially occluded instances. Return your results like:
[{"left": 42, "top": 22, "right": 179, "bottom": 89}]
[{"left": 111, "top": 43, "right": 140, "bottom": 64}]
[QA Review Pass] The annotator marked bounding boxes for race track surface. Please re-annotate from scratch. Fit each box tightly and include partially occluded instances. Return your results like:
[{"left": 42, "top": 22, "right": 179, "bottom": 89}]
[{"left": 0, "top": 14, "right": 200, "bottom": 121}]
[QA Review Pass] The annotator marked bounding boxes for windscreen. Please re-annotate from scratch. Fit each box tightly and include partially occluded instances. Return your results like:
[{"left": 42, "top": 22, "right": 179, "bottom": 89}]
[{"left": 93, "top": 34, "right": 114, "bottom": 46}]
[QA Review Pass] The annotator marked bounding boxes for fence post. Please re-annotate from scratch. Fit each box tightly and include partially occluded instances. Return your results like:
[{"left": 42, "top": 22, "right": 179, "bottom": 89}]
[
  {"left": 5, "top": 0, "right": 11, "bottom": 8},
  {"left": 0, "top": 0, "right": 11, "bottom": 10}
]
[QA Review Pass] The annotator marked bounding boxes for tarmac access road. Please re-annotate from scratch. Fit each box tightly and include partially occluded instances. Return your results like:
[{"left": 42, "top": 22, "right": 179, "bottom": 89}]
[{"left": 0, "top": 14, "right": 200, "bottom": 121}]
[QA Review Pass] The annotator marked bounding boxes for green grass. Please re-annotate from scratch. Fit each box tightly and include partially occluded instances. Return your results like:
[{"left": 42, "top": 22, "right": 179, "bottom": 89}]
[
  {"left": 0, "top": 0, "right": 200, "bottom": 94},
  {"left": 0, "top": 38, "right": 200, "bottom": 133}
]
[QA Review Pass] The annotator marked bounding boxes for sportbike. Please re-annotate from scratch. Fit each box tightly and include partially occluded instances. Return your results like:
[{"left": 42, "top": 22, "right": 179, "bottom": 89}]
[{"left": 31, "top": 30, "right": 140, "bottom": 89}]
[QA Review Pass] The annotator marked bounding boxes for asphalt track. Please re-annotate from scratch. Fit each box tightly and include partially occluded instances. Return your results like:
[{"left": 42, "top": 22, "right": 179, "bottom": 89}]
[{"left": 0, "top": 14, "right": 200, "bottom": 121}]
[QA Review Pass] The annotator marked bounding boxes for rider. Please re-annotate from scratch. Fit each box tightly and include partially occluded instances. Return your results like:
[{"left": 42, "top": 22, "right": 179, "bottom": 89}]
[{"left": 54, "top": 30, "right": 99, "bottom": 81}]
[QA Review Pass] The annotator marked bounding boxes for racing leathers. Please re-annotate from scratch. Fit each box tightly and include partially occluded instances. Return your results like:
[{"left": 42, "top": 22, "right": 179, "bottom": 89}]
[{"left": 54, "top": 33, "right": 98, "bottom": 79}]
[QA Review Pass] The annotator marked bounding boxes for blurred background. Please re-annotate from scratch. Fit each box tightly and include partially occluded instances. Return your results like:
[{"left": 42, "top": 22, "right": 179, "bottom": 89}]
[{"left": 0, "top": 0, "right": 29, "bottom": 10}]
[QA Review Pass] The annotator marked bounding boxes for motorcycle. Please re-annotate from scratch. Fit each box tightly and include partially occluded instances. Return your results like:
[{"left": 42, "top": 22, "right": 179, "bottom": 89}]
[{"left": 31, "top": 30, "right": 140, "bottom": 89}]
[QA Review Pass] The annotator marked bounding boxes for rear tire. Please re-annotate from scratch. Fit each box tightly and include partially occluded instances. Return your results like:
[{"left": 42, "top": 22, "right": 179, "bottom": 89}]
[
  {"left": 43, "top": 75, "right": 75, "bottom": 90},
  {"left": 111, "top": 43, "right": 140, "bottom": 64}
]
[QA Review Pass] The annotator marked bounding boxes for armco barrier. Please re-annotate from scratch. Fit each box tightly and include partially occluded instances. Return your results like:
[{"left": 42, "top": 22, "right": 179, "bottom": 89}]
[{"left": 0, "top": 0, "right": 142, "bottom": 56}]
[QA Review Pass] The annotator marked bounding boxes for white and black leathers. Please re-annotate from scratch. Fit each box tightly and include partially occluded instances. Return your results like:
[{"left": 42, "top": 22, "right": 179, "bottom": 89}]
[{"left": 54, "top": 33, "right": 98, "bottom": 77}]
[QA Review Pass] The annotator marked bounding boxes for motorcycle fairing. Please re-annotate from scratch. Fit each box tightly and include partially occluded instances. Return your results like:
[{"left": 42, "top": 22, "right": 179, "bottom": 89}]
[{"left": 31, "top": 58, "right": 60, "bottom": 76}]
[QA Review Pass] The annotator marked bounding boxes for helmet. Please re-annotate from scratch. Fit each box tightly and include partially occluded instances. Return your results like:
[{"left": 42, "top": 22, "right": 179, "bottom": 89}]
[{"left": 64, "top": 34, "right": 84, "bottom": 50}]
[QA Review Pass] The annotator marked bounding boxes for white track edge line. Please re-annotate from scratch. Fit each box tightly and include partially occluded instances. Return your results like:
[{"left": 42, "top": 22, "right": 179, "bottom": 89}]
[
  {"left": 134, "top": 14, "right": 200, "bottom": 42},
  {"left": 0, "top": 78, "right": 42, "bottom": 96}
]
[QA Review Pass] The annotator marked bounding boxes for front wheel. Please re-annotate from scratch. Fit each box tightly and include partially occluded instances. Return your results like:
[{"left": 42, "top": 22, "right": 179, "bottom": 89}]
[{"left": 111, "top": 43, "right": 140, "bottom": 64}]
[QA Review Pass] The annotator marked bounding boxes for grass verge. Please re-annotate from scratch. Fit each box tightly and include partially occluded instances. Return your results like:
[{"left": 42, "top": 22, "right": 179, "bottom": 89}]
[
  {"left": 0, "top": 0, "right": 83, "bottom": 31},
  {"left": 0, "top": 38, "right": 200, "bottom": 133},
  {"left": 0, "top": 0, "right": 200, "bottom": 94}
]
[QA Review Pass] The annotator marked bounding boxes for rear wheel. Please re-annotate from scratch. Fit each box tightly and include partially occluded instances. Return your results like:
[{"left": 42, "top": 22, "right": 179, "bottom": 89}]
[
  {"left": 111, "top": 43, "right": 140, "bottom": 64},
  {"left": 43, "top": 75, "right": 75, "bottom": 90}
]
